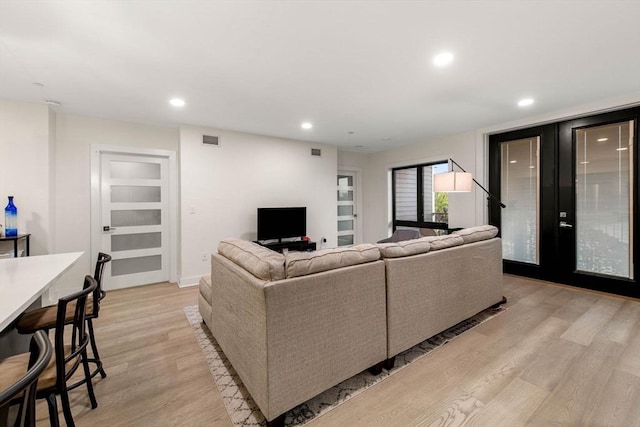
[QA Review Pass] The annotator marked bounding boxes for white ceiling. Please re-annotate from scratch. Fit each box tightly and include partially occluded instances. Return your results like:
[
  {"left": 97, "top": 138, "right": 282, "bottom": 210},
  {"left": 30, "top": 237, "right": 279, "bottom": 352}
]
[{"left": 1, "top": 1, "right": 639, "bottom": 153}]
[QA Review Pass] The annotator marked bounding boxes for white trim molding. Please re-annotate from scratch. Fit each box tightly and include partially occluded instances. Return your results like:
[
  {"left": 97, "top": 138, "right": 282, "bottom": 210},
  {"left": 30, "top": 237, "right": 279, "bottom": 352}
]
[{"left": 178, "top": 275, "right": 201, "bottom": 288}]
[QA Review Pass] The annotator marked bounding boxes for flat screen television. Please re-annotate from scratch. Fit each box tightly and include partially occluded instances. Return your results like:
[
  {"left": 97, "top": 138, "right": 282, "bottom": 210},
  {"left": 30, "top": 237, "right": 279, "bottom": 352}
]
[{"left": 257, "top": 207, "right": 306, "bottom": 241}]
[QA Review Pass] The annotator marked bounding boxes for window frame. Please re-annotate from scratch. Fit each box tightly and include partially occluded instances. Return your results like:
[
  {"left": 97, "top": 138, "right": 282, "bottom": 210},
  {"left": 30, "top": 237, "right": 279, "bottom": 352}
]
[{"left": 391, "top": 160, "right": 449, "bottom": 232}]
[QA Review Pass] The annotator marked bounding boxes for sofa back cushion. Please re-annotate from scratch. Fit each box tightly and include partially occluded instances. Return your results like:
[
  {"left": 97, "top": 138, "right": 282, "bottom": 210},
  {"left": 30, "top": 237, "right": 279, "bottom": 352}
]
[
  {"left": 218, "top": 239, "right": 286, "bottom": 281},
  {"left": 452, "top": 225, "right": 499, "bottom": 244},
  {"left": 377, "top": 237, "right": 431, "bottom": 258},
  {"left": 285, "top": 244, "right": 380, "bottom": 278},
  {"left": 422, "top": 234, "right": 465, "bottom": 250}
]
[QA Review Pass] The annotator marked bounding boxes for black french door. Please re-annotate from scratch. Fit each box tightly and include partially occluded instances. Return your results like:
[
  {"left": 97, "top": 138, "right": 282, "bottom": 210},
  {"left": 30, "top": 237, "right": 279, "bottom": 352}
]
[{"left": 489, "top": 106, "right": 640, "bottom": 298}]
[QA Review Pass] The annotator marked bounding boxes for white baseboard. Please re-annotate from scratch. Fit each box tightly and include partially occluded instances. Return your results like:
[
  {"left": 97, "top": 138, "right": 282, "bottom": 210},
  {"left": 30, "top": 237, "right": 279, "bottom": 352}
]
[{"left": 178, "top": 275, "right": 201, "bottom": 288}]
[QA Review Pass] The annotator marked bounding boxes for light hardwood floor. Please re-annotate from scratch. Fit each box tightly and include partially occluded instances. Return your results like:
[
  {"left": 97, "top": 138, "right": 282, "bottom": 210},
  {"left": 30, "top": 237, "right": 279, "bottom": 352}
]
[{"left": 36, "top": 274, "right": 640, "bottom": 426}]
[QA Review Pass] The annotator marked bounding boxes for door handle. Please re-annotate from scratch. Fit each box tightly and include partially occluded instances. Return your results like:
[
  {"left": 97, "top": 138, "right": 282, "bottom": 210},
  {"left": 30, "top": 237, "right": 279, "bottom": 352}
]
[
  {"left": 559, "top": 221, "right": 573, "bottom": 229},
  {"left": 103, "top": 226, "right": 117, "bottom": 232}
]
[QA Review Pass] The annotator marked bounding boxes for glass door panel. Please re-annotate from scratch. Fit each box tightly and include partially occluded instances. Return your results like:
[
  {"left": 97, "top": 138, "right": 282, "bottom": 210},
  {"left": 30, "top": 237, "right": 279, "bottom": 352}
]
[
  {"left": 110, "top": 161, "right": 161, "bottom": 179},
  {"left": 111, "top": 209, "right": 161, "bottom": 227},
  {"left": 500, "top": 137, "right": 540, "bottom": 264},
  {"left": 575, "top": 121, "right": 633, "bottom": 279},
  {"left": 110, "top": 186, "right": 161, "bottom": 203},
  {"left": 111, "top": 232, "right": 162, "bottom": 252},
  {"left": 112, "top": 255, "right": 162, "bottom": 276}
]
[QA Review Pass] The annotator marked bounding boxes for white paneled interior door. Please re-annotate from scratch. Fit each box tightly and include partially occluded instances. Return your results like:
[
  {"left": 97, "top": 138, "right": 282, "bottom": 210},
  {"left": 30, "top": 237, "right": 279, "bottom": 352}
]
[
  {"left": 337, "top": 171, "right": 358, "bottom": 247},
  {"left": 98, "top": 153, "right": 170, "bottom": 289}
]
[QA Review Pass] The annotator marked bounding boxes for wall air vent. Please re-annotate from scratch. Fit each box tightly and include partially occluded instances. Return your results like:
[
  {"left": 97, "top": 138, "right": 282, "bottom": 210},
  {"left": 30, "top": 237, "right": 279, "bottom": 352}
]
[
  {"left": 311, "top": 148, "right": 322, "bottom": 157},
  {"left": 203, "top": 135, "right": 220, "bottom": 146}
]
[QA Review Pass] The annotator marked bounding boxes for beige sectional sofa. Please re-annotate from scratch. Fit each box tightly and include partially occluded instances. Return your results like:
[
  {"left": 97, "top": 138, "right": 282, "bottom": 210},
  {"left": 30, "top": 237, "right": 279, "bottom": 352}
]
[
  {"left": 198, "top": 225, "right": 503, "bottom": 427},
  {"left": 198, "top": 239, "right": 387, "bottom": 427},
  {"left": 378, "top": 226, "right": 504, "bottom": 366}
]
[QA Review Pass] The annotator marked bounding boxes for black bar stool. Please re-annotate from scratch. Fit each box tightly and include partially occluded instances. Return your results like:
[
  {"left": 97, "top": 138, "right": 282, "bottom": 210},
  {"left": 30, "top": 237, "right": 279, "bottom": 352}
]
[
  {"left": 17, "top": 253, "right": 112, "bottom": 382},
  {"left": 0, "top": 330, "right": 52, "bottom": 427}
]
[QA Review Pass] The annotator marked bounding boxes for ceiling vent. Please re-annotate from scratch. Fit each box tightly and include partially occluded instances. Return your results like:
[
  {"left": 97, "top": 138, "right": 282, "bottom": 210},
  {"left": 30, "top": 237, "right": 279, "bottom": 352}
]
[
  {"left": 203, "top": 135, "right": 220, "bottom": 146},
  {"left": 311, "top": 148, "right": 322, "bottom": 157}
]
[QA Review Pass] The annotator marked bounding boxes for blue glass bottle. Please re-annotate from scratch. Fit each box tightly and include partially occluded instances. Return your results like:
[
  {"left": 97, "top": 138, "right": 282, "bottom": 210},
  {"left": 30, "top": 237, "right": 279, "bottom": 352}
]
[{"left": 5, "top": 196, "right": 17, "bottom": 237}]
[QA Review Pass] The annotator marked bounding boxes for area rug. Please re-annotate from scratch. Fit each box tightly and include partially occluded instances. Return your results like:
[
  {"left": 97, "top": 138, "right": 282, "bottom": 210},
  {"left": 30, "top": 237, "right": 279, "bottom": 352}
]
[{"left": 183, "top": 304, "right": 506, "bottom": 427}]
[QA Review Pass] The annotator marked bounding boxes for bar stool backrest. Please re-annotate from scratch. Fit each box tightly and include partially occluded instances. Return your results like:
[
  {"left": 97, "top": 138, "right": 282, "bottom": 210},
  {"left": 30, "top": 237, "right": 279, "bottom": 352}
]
[
  {"left": 91, "top": 253, "right": 111, "bottom": 318},
  {"left": 0, "top": 331, "right": 52, "bottom": 427},
  {"left": 54, "top": 276, "right": 97, "bottom": 391}
]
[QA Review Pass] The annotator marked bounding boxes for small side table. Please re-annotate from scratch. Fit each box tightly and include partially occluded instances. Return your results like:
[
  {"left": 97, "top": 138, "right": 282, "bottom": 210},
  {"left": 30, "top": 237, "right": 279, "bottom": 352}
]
[{"left": 0, "top": 233, "right": 31, "bottom": 257}]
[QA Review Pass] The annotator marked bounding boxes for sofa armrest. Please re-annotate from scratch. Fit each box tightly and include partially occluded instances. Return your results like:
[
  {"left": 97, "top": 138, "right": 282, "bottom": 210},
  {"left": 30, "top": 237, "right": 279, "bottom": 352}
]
[
  {"left": 263, "top": 260, "right": 387, "bottom": 419},
  {"left": 209, "top": 254, "right": 270, "bottom": 413}
]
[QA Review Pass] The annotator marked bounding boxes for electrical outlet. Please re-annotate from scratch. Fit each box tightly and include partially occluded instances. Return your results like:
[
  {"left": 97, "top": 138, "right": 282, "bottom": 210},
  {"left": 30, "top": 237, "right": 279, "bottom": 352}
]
[{"left": 201, "top": 252, "right": 208, "bottom": 262}]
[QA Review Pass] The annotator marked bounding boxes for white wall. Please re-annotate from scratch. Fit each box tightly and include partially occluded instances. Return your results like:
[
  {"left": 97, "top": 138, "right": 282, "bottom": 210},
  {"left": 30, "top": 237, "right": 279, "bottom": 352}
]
[
  {"left": 179, "top": 125, "right": 337, "bottom": 284},
  {"left": 338, "top": 150, "right": 370, "bottom": 171},
  {"left": 0, "top": 100, "right": 53, "bottom": 256},
  {"left": 358, "top": 130, "right": 478, "bottom": 243}
]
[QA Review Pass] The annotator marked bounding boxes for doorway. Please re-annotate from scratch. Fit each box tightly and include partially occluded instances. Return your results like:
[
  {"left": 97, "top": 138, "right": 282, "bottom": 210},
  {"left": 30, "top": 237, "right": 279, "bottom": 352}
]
[
  {"left": 337, "top": 171, "right": 359, "bottom": 246},
  {"left": 91, "top": 146, "right": 178, "bottom": 290},
  {"left": 489, "top": 106, "right": 639, "bottom": 298}
]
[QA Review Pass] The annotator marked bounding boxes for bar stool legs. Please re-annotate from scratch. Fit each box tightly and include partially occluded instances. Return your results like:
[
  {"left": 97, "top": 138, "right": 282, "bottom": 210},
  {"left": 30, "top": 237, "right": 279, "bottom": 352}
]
[{"left": 87, "top": 319, "right": 107, "bottom": 379}]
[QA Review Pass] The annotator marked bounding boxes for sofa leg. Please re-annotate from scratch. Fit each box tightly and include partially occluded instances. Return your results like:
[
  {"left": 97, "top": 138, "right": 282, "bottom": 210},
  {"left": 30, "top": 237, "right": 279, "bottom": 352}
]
[
  {"left": 266, "top": 413, "right": 286, "bottom": 427},
  {"left": 491, "top": 296, "right": 508, "bottom": 309},
  {"left": 384, "top": 356, "right": 396, "bottom": 371},
  {"left": 367, "top": 361, "right": 384, "bottom": 376}
]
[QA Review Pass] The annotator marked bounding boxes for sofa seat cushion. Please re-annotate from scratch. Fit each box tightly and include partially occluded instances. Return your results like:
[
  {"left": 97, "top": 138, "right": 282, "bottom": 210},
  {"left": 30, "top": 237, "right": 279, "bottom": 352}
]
[
  {"left": 377, "top": 237, "right": 431, "bottom": 258},
  {"left": 199, "top": 274, "right": 212, "bottom": 303},
  {"left": 285, "top": 244, "right": 380, "bottom": 278},
  {"left": 218, "top": 239, "right": 286, "bottom": 281},
  {"left": 422, "top": 234, "right": 464, "bottom": 250},
  {"left": 452, "top": 225, "right": 499, "bottom": 244}
]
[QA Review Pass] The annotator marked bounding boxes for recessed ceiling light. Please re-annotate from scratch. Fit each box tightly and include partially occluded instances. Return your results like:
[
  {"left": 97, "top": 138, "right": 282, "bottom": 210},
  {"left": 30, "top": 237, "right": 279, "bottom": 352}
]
[
  {"left": 517, "top": 98, "right": 534, "bottom": 107},
  {"left": 301, "top": 122, "right": 313, "bottom": 130},
  {"left": 580, "top": 161, "right": 590, "bottom": 165},
  {"left": 597, "top": 138, "right": 608, "bottom": 142},
  {"left": 348, "top": 131, "right": 355, "bottom": 135},
  {"left": 509, "top": 160, "right": 517, "bottom": 164},
  {"left": 169, "top": 98, "right": 185, "bottom": 107},
  {"left": 529, "top": 165, "right": 535, "bottom": 169},
  {"left": 33, "top": 82, "right": 44, "bottom": 87},
  {"left": 617, "top": 147, "right": 628, "bottom": 151},
  {"left": 433, "top": 52, "right": 454, "bottom": 67},
  {"left": 44, "top": 99, "right": 61, "bottom": 106}
]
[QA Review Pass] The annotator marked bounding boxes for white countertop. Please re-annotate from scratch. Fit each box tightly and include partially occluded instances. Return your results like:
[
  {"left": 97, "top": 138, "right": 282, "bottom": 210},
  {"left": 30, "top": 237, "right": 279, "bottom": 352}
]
[{"left": 0, "top": 252, "right": 83, "bottom": 331}]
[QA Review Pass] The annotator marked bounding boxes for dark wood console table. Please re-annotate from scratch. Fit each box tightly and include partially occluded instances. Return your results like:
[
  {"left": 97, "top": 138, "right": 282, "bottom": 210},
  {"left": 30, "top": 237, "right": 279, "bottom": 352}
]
[
  {"left": 256, "top": 240, "right": 316, "bottom": 253},
  {"left": 0, "top": 233, "right": 31, "bottom": 257}
]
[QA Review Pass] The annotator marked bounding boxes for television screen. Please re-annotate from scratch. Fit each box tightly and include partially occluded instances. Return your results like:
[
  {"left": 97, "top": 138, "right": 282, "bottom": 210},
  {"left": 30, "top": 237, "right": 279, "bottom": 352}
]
[{"left": 257, "top": 207, "right": 306, "bottom": 241}]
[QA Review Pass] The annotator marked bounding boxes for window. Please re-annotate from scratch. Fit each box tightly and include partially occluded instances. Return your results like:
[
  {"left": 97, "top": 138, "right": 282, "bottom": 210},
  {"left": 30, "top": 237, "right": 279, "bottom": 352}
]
[{"left": 392, "top": 161, "right": 449, "bottom": 232}]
